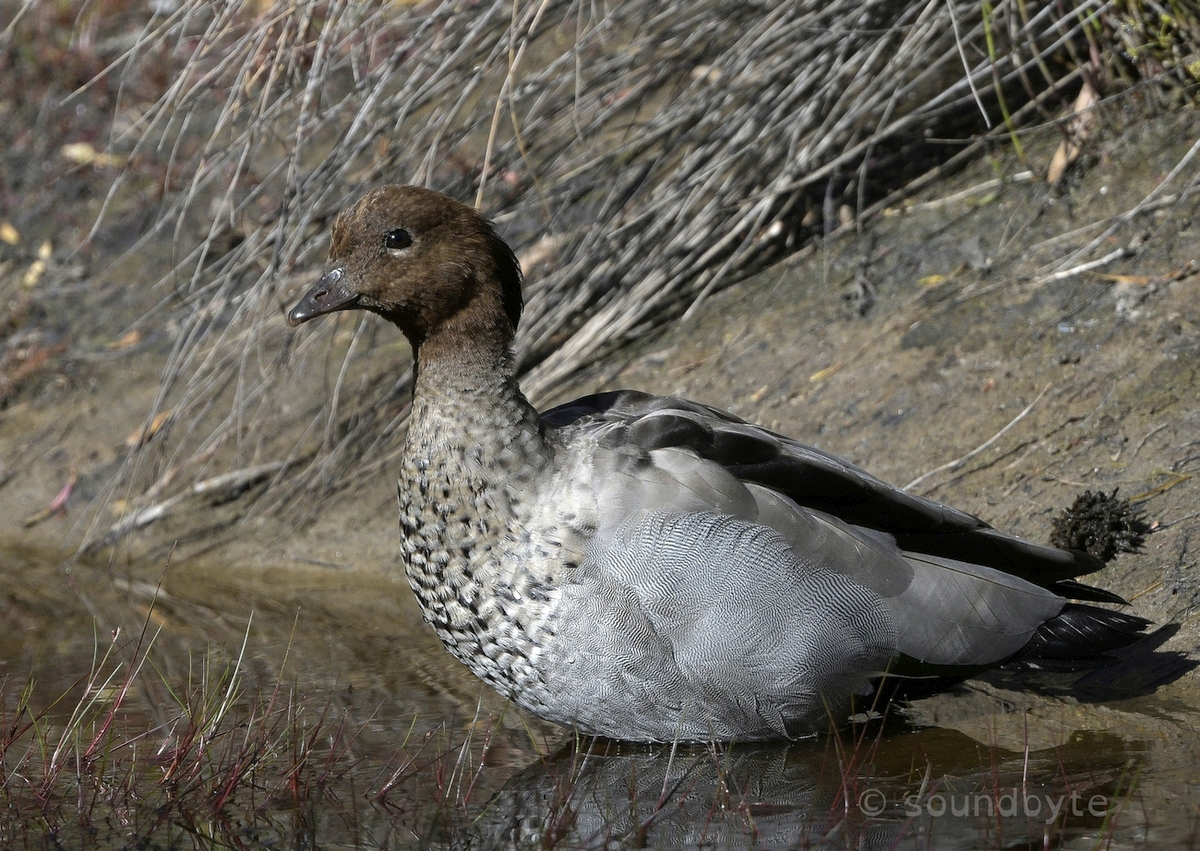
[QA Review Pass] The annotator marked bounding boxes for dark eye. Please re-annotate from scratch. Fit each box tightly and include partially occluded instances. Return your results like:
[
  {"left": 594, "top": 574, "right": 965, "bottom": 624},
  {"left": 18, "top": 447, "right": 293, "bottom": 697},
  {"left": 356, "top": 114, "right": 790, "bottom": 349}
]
[{"left": 384, "top": 228, "right": 412, "bottom": 251}]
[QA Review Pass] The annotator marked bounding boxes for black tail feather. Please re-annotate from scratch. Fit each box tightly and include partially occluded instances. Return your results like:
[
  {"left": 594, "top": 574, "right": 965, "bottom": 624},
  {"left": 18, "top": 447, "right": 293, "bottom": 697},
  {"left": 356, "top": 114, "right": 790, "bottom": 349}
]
[
  {"left": 984, "top": 625, "right": 1195, "bottom": 700},
  {"left": 1049, "top": 579, "right": 1131, "bottom": 605},
  {"left": 1018, "top": 603, "right": 1150, "bottom": 663}
]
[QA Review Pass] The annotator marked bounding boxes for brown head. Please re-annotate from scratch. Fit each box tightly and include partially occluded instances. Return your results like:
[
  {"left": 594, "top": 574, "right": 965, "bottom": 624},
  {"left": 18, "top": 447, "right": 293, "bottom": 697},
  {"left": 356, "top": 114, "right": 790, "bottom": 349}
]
[{"left": 287, "top": 185, "right": 523, "bottom": 347}]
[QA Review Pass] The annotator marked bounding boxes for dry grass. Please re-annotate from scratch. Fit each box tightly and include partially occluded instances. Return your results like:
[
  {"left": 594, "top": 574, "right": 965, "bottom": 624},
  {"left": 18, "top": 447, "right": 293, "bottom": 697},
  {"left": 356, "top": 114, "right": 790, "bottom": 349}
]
[
  {"left": 0, "top": 617, "right": 344, "bottom": 846},
  {"left": 3, "top": 0, "right": 1196, "bottom": 543},
  {"left": 0, "top": 600, "right": 526, "bottom": 848}
]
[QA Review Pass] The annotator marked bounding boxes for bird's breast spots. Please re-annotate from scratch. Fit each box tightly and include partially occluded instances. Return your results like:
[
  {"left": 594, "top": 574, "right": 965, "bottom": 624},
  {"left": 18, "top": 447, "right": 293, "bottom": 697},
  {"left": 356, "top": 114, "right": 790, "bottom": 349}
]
[
  {"left": 399, "top": 513, "right": 422, "bottom": 536},
  {"left": 496, "top": 584, "right": 524, "bottom": 604}
]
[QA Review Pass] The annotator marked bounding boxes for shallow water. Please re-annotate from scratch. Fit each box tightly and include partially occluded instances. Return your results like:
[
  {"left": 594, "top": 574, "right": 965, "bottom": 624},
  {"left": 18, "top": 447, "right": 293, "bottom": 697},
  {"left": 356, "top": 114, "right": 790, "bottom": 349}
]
[{"left": 2, "top": 545, "right": 1198, "bottom": 850}]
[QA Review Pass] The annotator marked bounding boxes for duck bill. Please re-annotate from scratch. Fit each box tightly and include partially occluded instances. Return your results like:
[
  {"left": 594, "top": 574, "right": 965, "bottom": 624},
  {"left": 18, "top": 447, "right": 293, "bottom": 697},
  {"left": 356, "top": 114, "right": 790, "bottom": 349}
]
[{"left": 287, "top": 268, "right": 359, "bottom": 326}]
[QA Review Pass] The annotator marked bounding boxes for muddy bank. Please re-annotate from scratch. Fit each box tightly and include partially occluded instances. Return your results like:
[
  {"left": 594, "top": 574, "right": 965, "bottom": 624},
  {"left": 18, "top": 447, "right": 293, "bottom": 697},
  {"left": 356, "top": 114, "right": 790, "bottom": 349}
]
[
  {"left": 5, "top": 103, "right": 1197, "bottom": 711},
  {"left": 2, "top": 106, "right": 1197, "bottom": 624}
]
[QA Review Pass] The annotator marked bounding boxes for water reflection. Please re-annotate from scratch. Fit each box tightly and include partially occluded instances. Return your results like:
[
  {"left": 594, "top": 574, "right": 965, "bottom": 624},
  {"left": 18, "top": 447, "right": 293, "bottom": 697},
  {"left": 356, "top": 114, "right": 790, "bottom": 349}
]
[
  {"left": 456, "top": 727, "right": 1140, "bottom": 850},
  {"left": 0, "top": 546, "right": 1194, "bottom": 849}
]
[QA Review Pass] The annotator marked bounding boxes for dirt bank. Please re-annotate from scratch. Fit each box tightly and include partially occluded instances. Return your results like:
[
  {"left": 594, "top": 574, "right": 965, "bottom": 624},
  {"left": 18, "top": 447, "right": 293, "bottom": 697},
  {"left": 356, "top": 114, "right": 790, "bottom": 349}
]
[{"left": 6, "top": 103, "right": 1197, "bottom": 672}]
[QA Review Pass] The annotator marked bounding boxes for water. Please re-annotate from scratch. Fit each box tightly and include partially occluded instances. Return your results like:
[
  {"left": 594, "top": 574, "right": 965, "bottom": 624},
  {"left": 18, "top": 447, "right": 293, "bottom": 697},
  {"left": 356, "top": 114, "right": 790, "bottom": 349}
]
[{"left": 2, "top": 545, "right": 1197, "bottom": 849}]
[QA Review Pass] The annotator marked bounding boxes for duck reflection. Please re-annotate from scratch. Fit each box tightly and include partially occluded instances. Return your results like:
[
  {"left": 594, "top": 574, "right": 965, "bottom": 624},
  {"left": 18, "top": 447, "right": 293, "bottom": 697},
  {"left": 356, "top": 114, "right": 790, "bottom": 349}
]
[{"left": 451, "top": 723, "right": 1138, "bottom": 849}]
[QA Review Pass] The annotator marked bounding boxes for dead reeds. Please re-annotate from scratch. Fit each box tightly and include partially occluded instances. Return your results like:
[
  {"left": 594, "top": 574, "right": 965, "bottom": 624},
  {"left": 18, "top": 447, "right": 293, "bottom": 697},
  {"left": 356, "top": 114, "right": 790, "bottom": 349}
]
[{"left": 40, "top": 0, "right": 1197, "bottom": 545}]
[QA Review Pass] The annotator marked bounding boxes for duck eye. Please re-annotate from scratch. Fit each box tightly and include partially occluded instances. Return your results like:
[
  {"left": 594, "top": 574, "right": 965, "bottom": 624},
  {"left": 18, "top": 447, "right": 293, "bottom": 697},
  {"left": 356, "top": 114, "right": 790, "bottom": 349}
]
[{"left": 384, "top": 228, "right": 412, "bottom": 251}]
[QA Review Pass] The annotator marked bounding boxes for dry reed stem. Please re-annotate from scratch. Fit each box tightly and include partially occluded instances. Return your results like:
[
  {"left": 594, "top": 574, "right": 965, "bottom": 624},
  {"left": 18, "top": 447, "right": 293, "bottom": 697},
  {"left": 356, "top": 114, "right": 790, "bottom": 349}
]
[{"left": 58, "top": 0, "right": 1199, "bottom": 545}]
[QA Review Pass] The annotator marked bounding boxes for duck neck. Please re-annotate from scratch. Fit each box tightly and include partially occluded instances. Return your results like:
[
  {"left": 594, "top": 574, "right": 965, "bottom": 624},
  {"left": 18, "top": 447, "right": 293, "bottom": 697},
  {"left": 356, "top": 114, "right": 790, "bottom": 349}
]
[
  {"left": 399, "top": 321, "right": 554, "bottom": 650},
  {"left": 399, "top": 317, "right": 553, "bottom": 573},
  {"left": 405, "top": 325, "right": 545, "bottom": 465}
]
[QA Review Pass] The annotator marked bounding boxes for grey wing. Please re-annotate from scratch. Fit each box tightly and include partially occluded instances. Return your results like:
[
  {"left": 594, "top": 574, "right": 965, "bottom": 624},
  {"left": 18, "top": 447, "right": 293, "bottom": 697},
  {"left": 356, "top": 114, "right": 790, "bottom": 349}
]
[
  {"left": 543, "top": 390, "right": 1110, "bottom": 590},
  {"left": 576, "top": 509, "right": 898, "bottom": 738},
  {"left": 741, "top": 482, "right": 1066, "bottom": 667},
  {"left": 573, "top": 509, "right": 1067, "bottom": 738},
  {"left": 543, "top": 390, "right": 1110, "bottom": 680}
]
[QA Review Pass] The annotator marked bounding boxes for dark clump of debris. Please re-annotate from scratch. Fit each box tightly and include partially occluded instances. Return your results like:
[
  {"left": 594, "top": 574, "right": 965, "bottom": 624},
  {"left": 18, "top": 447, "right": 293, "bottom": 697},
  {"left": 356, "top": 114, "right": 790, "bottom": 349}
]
[{"left": 1051, "top": 489, "right": 1149, "bottom": 563}]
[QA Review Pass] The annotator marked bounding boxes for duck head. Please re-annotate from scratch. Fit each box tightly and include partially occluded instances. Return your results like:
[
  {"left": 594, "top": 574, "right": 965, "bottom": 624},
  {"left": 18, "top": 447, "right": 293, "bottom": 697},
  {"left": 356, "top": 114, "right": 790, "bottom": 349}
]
[{"left": 287, "top": 185, "right": 524, "bottom": 347}]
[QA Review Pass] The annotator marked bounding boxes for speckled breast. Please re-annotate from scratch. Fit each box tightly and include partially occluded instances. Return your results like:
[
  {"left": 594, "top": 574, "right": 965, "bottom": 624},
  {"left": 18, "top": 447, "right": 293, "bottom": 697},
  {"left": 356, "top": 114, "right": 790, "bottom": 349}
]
[{"left": 396, "top": 454, "right": 571, "bottom": 711}]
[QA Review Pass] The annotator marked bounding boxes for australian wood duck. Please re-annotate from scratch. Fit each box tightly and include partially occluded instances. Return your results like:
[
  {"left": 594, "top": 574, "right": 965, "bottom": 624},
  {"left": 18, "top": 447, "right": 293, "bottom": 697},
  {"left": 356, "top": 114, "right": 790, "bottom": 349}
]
[{"left": 287, "top": 184, "right": 1148, "bottom": 741}]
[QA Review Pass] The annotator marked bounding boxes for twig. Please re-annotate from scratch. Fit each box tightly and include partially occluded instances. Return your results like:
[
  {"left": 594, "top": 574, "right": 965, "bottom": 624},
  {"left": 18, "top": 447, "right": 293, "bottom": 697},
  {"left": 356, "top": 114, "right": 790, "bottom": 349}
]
[
  {"left": 1154, "top": 510, "right": 1200, "bottom": 531},
  {"left": 1030, "top": 245, "right": 1134, "bottom": 285},
  {"left": 945, "top": 0, "right": 990, "bottom": 126},
  {"left": 99, "top": 461, "right": 292, "bottom": 543},
  {"left": 1133, "top": 424, "right": 1169, "bottom": 456},
  {"left": 22, "top": 469, "right": 79, "bottom": 527},
  {"left": 884, "top": 171, "right": 1034, "bottom": 213},
  {"left": 1047, "top": 134, "right": 1200, "bottom": 271},
  {"left": 1130, "top": 471, "right": 1192, "bottom": 503},
  {"left": 904, "top": 383, "right": 1051, "bottom": 492}
]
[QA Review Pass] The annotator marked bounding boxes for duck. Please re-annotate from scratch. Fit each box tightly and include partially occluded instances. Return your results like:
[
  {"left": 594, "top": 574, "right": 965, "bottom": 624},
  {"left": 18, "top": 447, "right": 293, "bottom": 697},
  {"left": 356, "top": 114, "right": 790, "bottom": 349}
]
[{"left": 287, "top": 184, "right": 1148, "bottom": 741}]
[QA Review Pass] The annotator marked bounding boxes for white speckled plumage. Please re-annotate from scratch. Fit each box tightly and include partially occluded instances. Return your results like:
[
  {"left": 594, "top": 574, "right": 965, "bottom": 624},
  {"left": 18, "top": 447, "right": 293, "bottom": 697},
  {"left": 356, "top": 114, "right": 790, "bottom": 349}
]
[{"left": 287, "top": 185, "right": 1148, "bottom": 741}]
